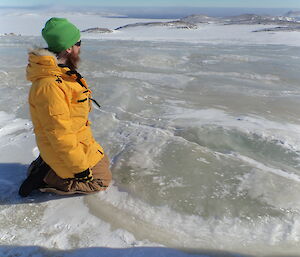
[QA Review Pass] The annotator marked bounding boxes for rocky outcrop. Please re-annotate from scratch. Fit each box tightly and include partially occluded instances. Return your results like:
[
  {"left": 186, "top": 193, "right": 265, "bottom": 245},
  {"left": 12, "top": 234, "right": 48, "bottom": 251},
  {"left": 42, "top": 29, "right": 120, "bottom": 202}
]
[
  {"left": 81, "top": 27, "right": 114, "bottom": 33},
  {"left": 2, "top": 33, "right": 21, "bottom": 36},
  {"left": 115, "top": 20, "right": 197, "bottom": 30},
  {"left": 80, "top": 13, "right": 300, "bottom": 35},
  {"left": 285, "top": 11, "right": 300, "bottom": 17},
  {"left": 180, "top": 14, "right": 219, "bottom": 24},
  {"left": 253, "top": 26, "right": 300, "bottom": 32},
  {"left": 223, "top": 14, "right": 298, "bottom": 25},
  {"left": 180, "top": 14, "right": 299, "bottom": 26}
]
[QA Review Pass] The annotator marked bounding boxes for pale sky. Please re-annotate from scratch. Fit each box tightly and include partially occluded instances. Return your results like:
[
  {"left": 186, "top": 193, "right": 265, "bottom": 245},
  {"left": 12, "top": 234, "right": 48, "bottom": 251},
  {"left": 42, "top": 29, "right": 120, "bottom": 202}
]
[{"left": 0, "top": 0, "right": 300, "bottom": 8}]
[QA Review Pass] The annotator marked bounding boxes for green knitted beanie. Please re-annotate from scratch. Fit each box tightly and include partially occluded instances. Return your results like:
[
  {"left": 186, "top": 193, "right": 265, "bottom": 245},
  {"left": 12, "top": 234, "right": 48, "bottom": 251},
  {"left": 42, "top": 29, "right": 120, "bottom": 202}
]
[{"left": 42, "top": 17, "right": 81, "bottom": 53}]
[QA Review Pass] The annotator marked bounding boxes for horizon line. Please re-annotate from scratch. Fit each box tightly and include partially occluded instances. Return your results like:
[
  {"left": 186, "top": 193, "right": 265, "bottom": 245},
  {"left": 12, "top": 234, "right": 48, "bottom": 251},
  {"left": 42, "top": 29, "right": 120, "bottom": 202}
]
[{"left": 0, "top": 5, "right": 300, "bottom": 9}]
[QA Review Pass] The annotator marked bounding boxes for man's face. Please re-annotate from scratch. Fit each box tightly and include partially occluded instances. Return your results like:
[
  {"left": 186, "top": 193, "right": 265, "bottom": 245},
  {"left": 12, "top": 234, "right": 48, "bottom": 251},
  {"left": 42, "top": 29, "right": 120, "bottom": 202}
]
[{"left": 65, "top": 44, "right": 81, "bottom": 70}]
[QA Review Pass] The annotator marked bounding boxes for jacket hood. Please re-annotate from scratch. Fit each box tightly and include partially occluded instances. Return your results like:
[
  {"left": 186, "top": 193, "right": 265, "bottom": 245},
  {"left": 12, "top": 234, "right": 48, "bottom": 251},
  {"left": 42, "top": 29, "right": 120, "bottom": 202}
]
[{"left": 26, "top": 48, "right": 70, "bottom": 82}]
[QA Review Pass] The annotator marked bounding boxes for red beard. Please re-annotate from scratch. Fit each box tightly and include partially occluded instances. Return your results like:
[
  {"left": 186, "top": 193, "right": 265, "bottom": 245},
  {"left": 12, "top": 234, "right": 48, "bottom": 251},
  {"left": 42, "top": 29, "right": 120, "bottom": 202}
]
[{"left": 65, "top": 49, "right": 81, "bottom": 70}]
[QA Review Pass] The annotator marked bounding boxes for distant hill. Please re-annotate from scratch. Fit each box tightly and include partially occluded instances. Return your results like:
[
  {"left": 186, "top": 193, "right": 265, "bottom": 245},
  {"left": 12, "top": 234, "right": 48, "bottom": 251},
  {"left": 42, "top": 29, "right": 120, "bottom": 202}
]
[
  {"left": 81, "top": 13, "right": 300, "bottom": 35},
  {"left": 253, "top": 26, "right": 300, "bottom": 32},
  {"left": 115, "top": 21, "right": 197, "bottom": 30},
  {"left": 81, "top": 27, "right": 113, "bottom": 33},
  {"left": 180, "top": 14, "right": 219, "bottom": 24},
  {"left": 285, "top": 11, "right": 300, "bottom": 17},
  {"left": 180, "top": 14, "right": 298, "bottom": 26},
  {"left": 222, "top": 14, "right": 297, "bottom": 25}
]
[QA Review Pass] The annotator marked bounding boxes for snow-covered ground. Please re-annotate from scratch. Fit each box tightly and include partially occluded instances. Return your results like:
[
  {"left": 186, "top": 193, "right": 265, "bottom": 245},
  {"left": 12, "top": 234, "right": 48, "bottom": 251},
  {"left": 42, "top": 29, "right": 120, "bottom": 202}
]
[{"left": 1, "top": 10, "right": 300, "bottom": 46}]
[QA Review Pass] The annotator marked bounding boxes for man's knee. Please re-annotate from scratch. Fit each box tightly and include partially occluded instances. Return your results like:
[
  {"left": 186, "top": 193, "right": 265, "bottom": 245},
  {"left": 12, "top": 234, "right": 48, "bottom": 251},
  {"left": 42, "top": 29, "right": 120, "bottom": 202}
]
[{"left": 91, "top": 155, "right": 112, "bottom": 187}]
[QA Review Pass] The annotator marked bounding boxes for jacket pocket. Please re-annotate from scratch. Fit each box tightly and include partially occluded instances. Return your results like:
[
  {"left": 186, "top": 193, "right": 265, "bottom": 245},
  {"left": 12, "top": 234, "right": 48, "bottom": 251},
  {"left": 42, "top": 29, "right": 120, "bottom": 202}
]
[
  {"left": 48, "top": 103, "right": 67, "bottom": 116},
  {"left": 70, "top": 90, "right": 90, "bottom": 119}
]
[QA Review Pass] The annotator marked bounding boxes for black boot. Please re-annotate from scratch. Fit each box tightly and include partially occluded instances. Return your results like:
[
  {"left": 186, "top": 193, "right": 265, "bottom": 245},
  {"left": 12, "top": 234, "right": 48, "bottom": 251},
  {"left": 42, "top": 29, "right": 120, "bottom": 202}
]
[{"left": 19, "top": 156, "right": 50, "bottom": 197}]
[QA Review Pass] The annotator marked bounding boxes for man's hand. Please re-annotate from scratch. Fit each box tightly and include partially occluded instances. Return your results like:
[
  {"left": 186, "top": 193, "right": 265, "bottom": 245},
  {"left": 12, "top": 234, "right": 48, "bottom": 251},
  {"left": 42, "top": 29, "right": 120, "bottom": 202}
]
[{"left": 74, "top": 168, "right": 93, "bottom": 182}]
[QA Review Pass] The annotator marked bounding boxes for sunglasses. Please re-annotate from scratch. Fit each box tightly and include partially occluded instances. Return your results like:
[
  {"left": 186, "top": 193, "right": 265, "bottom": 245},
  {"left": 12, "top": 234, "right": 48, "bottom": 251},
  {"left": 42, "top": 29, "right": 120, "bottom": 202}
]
[{"left": 74, "top": 40, "right": 81, "bottom": 47}]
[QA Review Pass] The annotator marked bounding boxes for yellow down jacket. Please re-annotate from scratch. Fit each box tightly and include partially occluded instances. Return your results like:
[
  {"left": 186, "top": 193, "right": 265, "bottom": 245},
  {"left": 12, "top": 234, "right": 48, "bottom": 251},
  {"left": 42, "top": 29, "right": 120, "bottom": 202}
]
[{"left": 26, "top": 48, "right": 104, "bottom": 179}]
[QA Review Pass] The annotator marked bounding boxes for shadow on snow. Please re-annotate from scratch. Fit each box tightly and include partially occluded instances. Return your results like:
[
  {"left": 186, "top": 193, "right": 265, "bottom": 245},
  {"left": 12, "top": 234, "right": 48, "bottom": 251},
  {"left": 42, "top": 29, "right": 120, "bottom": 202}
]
[
  {"left": 0, "top": 245, "right": 260, "bottom": 257},
  {"left": 0, "top": 162, "right": 81, "bottom": 205}
]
